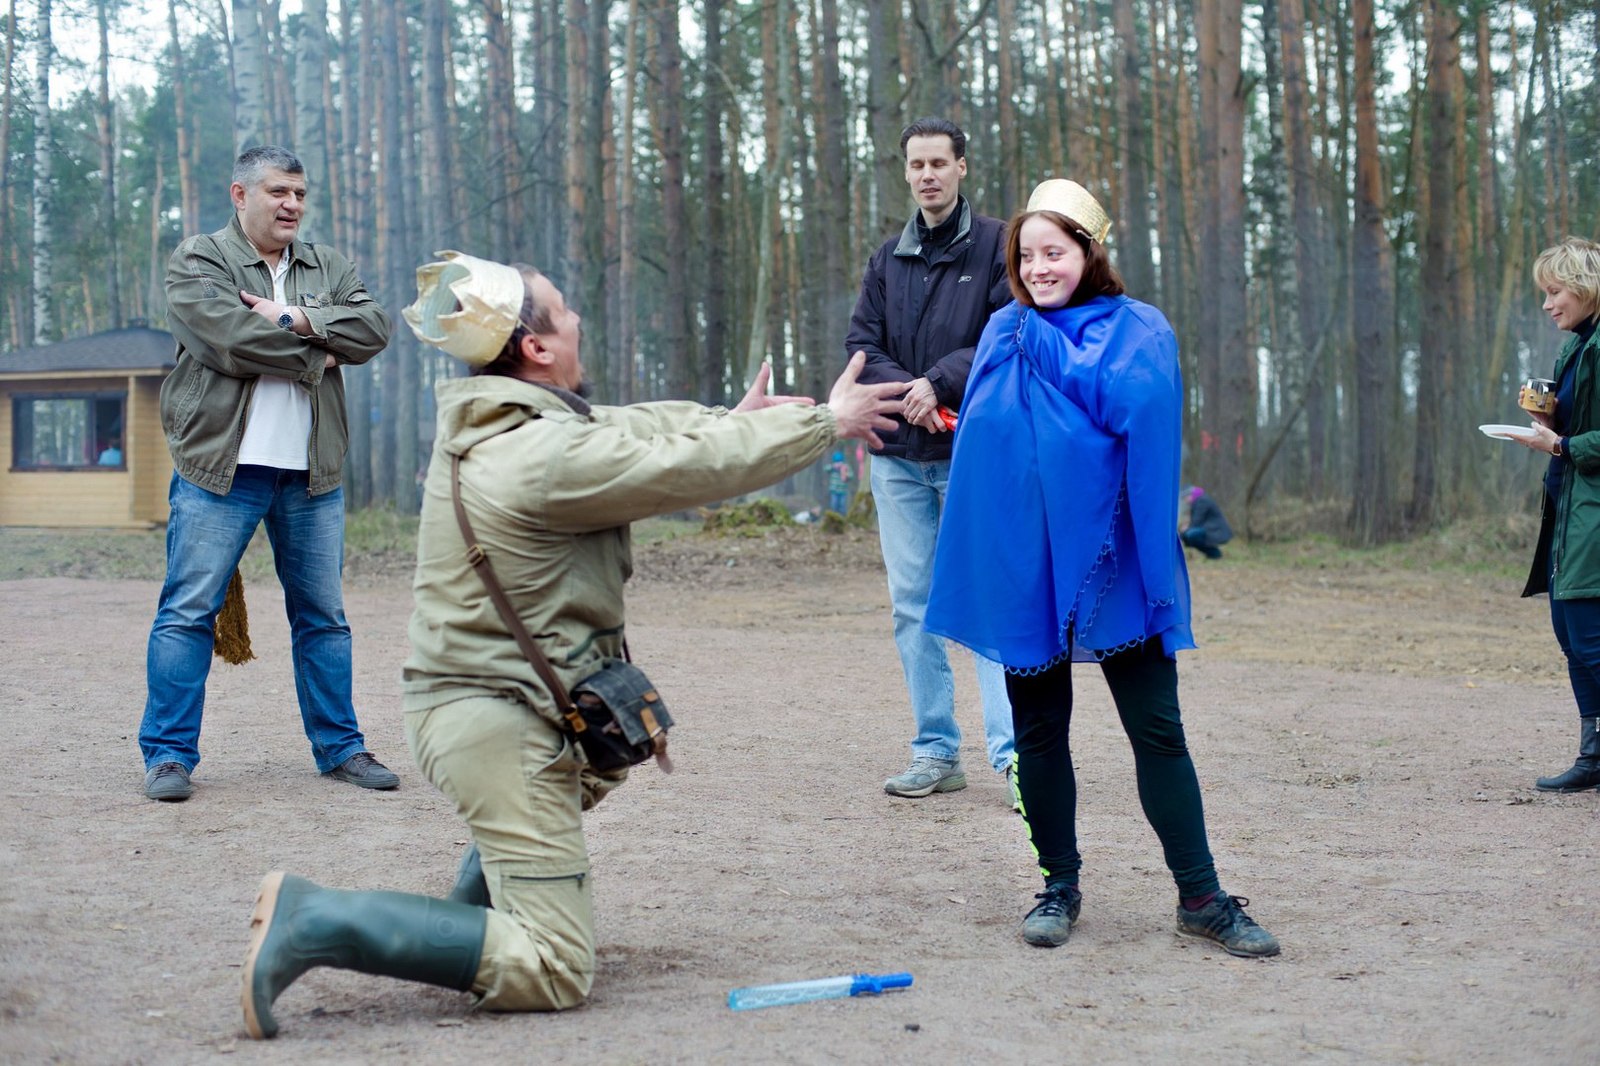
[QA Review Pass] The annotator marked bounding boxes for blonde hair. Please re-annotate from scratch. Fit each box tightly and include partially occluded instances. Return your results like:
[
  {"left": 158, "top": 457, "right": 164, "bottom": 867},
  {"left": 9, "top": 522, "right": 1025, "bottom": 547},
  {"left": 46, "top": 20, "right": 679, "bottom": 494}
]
[{"left": 1532, "top": 237, "right": 1600, "bottom": 322}]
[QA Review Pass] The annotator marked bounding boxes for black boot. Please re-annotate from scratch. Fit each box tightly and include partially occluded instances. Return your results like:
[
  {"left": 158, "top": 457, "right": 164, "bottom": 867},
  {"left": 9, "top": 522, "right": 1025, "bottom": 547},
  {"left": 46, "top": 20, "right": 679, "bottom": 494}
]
[
  {"left": 446, "top": 845, "right": 491, "bottom": 908},
  {"left": 242, "top": 871, "right": 487, "bottom": 1039},
  {"left": 1535, "top": 717, "right": 1600, "bottom": 792}
]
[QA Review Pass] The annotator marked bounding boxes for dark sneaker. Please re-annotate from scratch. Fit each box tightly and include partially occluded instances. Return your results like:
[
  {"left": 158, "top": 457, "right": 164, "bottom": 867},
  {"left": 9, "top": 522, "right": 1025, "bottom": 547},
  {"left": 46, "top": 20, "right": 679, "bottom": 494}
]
[
  {"left": 1021, "top": 884, "right": 1081, "bottom": 947},
  {"left": 1176, "top": 894, "right": 1280, "bottom": 957},
  {"left": 144, "top": 762, "right": 193, "bottom": 802},
  {"left": 325, "top": 752, "right": 399, "bottom": 790},
  {"left": 883, "top": 756, "right": 966, "bottom": 797}
]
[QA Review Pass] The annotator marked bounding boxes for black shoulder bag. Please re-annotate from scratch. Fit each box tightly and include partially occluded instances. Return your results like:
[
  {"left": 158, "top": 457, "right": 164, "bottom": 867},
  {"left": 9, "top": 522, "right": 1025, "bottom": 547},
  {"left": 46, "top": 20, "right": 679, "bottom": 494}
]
[{"left": 450, "top": 452, "right": 673, "bottom": 773}]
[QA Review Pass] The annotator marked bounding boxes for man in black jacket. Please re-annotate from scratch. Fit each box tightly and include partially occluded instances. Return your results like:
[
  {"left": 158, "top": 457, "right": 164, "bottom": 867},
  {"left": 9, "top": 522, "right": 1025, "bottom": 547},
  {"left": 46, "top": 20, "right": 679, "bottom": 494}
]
[{"left": 845, "top": 118, "right": 1016, "bottom": 802}]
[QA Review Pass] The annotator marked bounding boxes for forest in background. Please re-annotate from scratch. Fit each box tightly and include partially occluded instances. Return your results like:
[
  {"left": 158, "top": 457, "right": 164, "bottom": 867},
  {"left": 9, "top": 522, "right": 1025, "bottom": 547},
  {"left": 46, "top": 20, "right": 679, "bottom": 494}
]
[{"left": 0, "top": 0, "right": 1596, "bottom": 541}]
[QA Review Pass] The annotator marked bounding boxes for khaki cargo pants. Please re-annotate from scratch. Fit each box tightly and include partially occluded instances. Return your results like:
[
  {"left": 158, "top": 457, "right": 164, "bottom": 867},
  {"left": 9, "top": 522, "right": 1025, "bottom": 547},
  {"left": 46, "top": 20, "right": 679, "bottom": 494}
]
[{"left": 406, "top": 693, "right": 619, "bottom": 1011}]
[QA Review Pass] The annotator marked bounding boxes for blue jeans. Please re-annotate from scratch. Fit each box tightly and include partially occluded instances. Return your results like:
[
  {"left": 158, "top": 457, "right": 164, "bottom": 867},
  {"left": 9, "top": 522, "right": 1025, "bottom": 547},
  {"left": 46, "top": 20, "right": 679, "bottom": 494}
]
[
  {"left": 139, "top": 468, "right": 367, "bottom": 774},
  {"left": 871, "top": 455, "right": 1014, "bottom": 772},
  {"left": 1549, "top": 591, "right": 1600, "bottom": 721}
]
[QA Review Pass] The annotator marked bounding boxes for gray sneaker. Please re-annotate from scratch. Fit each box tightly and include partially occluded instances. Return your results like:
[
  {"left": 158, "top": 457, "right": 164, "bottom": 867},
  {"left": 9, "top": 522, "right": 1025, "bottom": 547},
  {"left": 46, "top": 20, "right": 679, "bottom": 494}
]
[
  {"left": 144, "top": 762, "right": 193, "bottom": 802},
  {"left": 883, "top": 756, "right": 967, "bottom": 797},
  {"left": 1005, "top": 763, "right": 1023, "bottom": 813}
]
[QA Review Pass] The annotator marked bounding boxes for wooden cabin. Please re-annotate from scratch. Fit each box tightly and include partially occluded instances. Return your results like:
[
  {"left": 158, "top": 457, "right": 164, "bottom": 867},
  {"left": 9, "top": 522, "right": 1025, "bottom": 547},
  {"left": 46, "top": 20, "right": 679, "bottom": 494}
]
[{"left": 0, "top": 324, "right": 177, "bottom": 528}]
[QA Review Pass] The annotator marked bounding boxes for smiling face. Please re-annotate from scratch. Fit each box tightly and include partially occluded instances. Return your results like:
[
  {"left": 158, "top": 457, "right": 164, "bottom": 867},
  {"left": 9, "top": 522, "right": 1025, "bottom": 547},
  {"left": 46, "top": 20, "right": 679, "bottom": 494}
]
[
  {"left": 1016, "top": 213, "right": 1087, "bottom": 309},
  {"left": 231, "top": 167, "right": 307, "bottom": 258},
  {"left": 903, "top": 134, "right": 966, "bottom": 228},
  {"left": 1543, "top": 283, "right": 1591, "bottom": 333}
]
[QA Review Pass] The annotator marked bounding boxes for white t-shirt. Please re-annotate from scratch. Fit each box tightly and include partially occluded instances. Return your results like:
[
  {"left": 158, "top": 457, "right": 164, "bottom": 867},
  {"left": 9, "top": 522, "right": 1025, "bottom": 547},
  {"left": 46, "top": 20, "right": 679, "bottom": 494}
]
[{"left": 236, "top": 252, "right": 313, "bottom": 470}]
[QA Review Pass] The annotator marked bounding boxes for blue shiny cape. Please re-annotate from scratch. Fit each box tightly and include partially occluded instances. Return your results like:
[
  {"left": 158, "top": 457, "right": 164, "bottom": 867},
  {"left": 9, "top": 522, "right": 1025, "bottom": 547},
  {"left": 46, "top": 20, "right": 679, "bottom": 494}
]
[{"left": 926, "top": 295, "right": 1194, "bottom": 668}]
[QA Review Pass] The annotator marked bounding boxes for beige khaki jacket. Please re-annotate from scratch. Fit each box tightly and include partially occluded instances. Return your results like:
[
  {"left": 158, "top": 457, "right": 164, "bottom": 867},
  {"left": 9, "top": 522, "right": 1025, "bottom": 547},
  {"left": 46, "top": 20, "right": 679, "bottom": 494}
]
[{"left": 402, "top": 375, "right": 839, "bottom": 728}]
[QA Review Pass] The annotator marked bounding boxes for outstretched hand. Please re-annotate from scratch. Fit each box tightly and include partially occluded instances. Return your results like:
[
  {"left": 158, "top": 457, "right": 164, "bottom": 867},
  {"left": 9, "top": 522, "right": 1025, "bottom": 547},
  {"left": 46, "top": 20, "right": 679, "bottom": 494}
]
[
  {"left": 733, "top": 361, "right": 818, "bottom": 413},
  {"left": 828, "top": 351, "right": 906, "bottom": 449}
]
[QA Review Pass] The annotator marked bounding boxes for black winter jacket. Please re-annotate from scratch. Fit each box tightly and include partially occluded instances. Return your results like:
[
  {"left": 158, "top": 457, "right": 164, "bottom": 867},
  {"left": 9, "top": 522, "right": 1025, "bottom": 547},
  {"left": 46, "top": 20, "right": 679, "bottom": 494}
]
[{"left": 844, "top": 197, "right": 1009, "bottom": 461}]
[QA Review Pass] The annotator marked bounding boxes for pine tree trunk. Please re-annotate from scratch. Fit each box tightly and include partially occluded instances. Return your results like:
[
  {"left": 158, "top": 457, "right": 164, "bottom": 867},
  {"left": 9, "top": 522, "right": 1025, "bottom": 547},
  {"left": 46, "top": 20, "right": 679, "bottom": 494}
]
[
  {"left": 1113, "top": 0, "right": 1153, "bottom": 299},
  {"left": 1411, "top": 0, "right": 1465, "bottom": 527},
  {"left": 649, "top": 0, "right": 694, "bottom": 397},
  {"left": 563, "top": 0, "right": 609, "bottom": 394},
  {"left": 94, "top": 1, "right": 121, "bottom": 331},
  {"left": 1348, "top": 0, "right": 1396, "bottom": 544},
  {"left": 293, "top": 0, "right": 329, "bottom": 243},
  {"left": 167, "top": 0, "right": 199, "bottom": 235},
  {"left": 813, "top": 0, "right": 849, "bottom": 385},
  {"left": 699, "top": 0, "right": 728, "bottom": 401},
  {"left": 866, "top": 0, "right": 903, "bottom": 240},
  {"left": 746, "top": 0, "right": 788, "bottom": 386}
]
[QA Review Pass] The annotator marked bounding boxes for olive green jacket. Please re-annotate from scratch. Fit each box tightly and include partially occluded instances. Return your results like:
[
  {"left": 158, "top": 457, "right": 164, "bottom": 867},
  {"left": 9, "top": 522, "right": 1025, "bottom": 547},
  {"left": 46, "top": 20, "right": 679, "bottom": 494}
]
[
  {"left": 1524, "top": 323, "right": 1600, "bottom": 600},
  {"left": 160, "top": 214, "right": 390, "bottom": 496},
  {"left": 402, "top": 375, "right": 839, "bottom": 729}
]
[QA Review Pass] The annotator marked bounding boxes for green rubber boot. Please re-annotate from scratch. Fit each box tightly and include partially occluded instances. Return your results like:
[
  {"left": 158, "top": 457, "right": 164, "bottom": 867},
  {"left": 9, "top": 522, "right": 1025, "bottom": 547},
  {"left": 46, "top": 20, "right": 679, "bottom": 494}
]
[
  {"left": 241, "top": 871, "right": 487, "bottom": 1039},
  {"left": 446, "top": 845, "right": 491, "bottom": 908}
]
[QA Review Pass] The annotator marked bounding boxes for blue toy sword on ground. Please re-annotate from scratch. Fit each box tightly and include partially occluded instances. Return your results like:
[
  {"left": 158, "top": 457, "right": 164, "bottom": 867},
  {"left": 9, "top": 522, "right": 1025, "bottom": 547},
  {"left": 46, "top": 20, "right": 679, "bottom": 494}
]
[{"left": 728, "top": 972, "right": 913, "bottom": 1010}]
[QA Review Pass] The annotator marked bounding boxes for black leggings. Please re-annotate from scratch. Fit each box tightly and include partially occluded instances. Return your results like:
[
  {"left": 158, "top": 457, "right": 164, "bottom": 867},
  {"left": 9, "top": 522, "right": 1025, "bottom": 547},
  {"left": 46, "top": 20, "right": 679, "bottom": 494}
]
[{"left": 1007, "top": 641, "right": 1221, "bottom": 899}]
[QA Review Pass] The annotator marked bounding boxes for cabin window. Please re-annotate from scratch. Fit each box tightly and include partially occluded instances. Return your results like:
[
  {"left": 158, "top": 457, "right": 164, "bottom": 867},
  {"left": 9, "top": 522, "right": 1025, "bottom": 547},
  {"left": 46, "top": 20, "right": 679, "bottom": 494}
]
[{"left": 11, "top": 392, "right": 127, "bottom": 470}]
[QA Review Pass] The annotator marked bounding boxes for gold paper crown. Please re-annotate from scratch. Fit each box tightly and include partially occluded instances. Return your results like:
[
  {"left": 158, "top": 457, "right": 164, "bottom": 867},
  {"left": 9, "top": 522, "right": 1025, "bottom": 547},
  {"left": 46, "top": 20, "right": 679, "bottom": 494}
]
[
  {"left": 402, "top": 250, "right": 526, "bottom": 367},
  {"left": 1025, "top": 180, "right": 1112, "bottom": 244}
]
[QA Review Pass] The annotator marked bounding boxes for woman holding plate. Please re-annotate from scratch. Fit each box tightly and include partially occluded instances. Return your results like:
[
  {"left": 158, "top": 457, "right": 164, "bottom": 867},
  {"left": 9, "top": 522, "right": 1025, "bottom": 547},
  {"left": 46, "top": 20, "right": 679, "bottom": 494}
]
[{"left": 1514, "top": 236, "right": 1600, "bottom": 792}]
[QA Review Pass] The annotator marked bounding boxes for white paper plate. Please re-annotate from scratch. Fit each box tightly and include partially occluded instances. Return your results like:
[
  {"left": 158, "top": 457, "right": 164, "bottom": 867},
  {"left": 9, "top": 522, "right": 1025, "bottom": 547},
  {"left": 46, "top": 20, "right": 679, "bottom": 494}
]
[{"left": 1479, "top": 423, "right": 1538, "bottom": 441}]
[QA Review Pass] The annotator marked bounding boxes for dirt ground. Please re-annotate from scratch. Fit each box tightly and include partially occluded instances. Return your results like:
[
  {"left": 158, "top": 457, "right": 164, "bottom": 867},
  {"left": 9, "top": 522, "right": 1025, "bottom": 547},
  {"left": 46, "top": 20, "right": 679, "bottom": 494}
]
[{"left": 2, "top": 528, "right": 1598, "bottom": 1064}]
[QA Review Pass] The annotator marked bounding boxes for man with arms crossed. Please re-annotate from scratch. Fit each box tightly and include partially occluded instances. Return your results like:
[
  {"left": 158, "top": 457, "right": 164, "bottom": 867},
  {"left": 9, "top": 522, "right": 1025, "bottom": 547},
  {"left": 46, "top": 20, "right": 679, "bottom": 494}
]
[{"left": 139, "top": 145, "right": 397, "bottom": 802}]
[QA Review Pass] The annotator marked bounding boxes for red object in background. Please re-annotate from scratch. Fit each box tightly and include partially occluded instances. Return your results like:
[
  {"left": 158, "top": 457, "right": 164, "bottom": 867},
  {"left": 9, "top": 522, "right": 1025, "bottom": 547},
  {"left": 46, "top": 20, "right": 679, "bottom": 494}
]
[{"left": 936, "top": 406, "right": 958, "bottom": 430}]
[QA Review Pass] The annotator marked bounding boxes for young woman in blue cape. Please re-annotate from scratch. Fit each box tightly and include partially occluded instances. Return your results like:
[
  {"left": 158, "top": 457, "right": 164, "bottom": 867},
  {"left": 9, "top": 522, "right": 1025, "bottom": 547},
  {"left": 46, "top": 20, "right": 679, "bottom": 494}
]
[{"left": 925, "top": 179, "right": 1279, "bottom": 958}]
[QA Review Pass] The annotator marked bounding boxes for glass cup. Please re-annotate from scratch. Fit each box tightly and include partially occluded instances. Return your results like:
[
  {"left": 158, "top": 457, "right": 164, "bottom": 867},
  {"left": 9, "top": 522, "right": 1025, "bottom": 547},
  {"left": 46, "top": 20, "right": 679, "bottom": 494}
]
[{"left": 1519, "top": 377, "right": 1557, "bottom": 417}]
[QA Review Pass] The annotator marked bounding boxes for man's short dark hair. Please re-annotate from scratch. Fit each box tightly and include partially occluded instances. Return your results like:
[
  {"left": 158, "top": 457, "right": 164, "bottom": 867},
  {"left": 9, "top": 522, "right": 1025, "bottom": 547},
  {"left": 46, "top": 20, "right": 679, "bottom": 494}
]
[
  {"left": 232, "top": 145, "right": 305, "bottom": 188},
  {"left": 900, "top": 118, "right": 966, "bottom": 160}
]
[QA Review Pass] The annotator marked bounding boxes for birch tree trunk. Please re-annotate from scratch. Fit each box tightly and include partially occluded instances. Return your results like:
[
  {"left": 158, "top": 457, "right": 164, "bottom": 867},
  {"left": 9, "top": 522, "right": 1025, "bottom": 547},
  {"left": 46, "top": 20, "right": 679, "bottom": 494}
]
[
  {"left": 293, "top": 0, "right": 329, "bottom": 242},
  {"left": 231, "top": 0, "right": 265, "bottom": 152},
  {"left": 32, "top": 0, "right": 53, "bottom": 344},
  {"left": 1, "top": 0, "right": 17, "bottom": 343}
]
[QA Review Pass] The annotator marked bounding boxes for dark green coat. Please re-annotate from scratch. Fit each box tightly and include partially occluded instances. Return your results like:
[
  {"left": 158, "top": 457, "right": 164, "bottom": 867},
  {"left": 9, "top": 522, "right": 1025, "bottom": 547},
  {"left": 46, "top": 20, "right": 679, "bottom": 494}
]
[{"left": 1523, "top": 323, "right": 1600, "bottom": 600}]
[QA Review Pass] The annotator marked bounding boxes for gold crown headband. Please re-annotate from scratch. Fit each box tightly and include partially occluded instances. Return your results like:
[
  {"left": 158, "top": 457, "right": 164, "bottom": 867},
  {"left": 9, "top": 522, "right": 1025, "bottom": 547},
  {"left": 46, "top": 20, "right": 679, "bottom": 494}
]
[
  {"left": 402, "top": 250, "right": 526, "bottom": 367},
  {"left": 1025, "top": 180, "right": 1113, "bottom": 244}
]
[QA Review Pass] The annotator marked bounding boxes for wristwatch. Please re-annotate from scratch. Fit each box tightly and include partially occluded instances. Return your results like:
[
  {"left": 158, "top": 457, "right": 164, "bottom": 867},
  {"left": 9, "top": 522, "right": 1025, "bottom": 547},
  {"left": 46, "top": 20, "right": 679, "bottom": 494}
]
[
  {"left": 1553, "top": 437, "right": 1568, "bottom": 457},
  {"left": 277, "top": 310, "right": 296, "bottom": 331}
]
